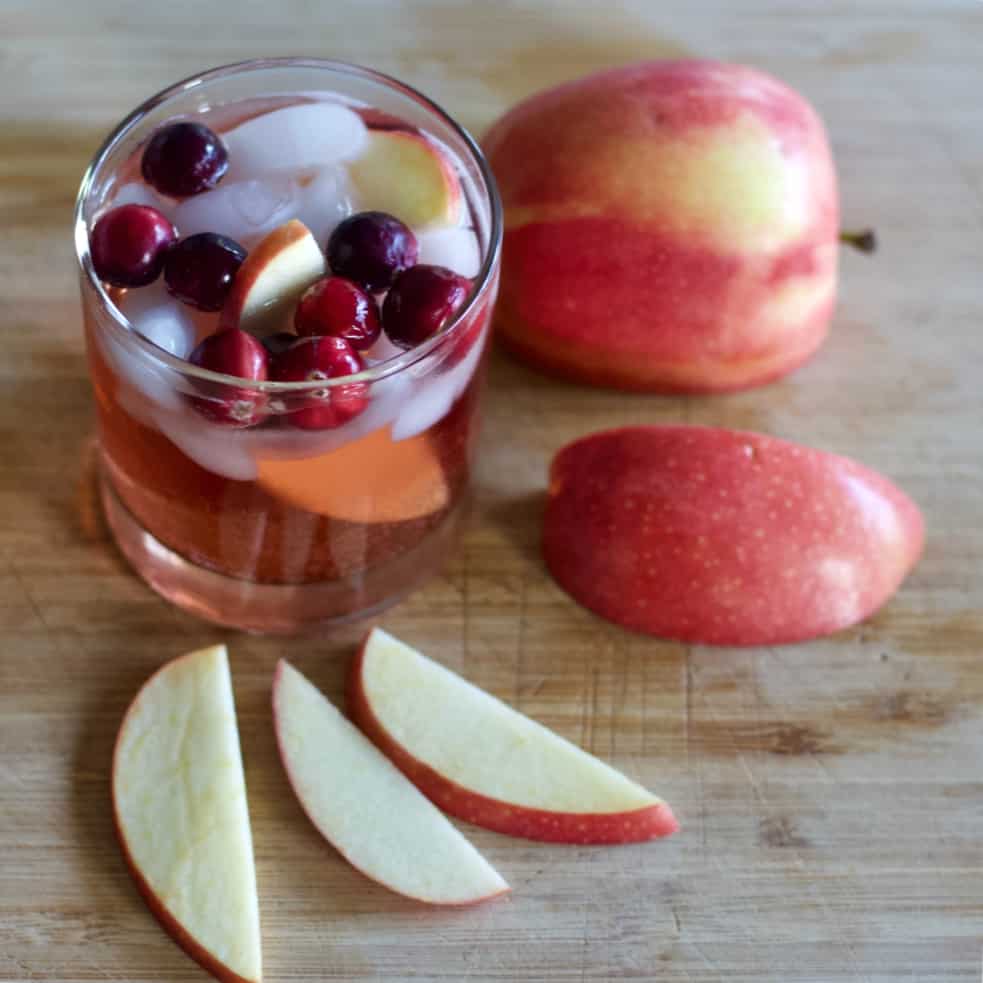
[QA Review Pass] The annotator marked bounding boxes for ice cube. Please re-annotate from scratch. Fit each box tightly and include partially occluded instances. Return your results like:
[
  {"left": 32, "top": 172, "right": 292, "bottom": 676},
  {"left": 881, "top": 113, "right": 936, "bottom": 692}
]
[
  {"left": 293, "top": 167, "right": 354, "bottom": 245},
  {"left": 99, "top": 326, "right": 184, "bottom": 423},
  {"left": 171, "top": 177, "right": 296, "bottom": 246},
  {"left": 224, "top": 103, "right": 368, "bottom": 180},
  {"left": 363, "top": 334, "right": 406, "bottom": 365},
  {"left": 117, "top": 282, "right": 196, "bottom": 358},
  {"left": 111, "top": 181, "right": 169, "bottom": 211},
  {"left": 391, "top": 338, "right": 484, "bottom": 442},
  {"left": 153, "top": 408, "right": 258, "bottom": 481},
  {"left": 416, "top": 226, "right": 482, "bottom": 278}
]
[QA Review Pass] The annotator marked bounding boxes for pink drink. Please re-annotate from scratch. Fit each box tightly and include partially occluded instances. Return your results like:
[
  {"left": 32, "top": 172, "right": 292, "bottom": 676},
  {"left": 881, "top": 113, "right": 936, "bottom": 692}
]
[{"left": 75, "top": 60, "right": 501, "bottom": 633}]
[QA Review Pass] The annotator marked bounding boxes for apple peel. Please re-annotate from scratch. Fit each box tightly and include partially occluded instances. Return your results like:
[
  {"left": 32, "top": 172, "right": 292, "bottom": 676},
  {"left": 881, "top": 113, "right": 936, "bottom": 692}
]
[{"left": 543, "top": 426, "right": 924, "bottom": 645}]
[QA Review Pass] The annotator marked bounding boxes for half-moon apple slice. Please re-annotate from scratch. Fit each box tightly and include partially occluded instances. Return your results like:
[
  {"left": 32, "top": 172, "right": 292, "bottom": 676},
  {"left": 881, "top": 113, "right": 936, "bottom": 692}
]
[
  {"left": 348, "top": 628, "right": 679, "bottom": 844},
  {"left": 273, "top": 660, "right": 508, "bottom": 905},
  {"left": 112, "top": 645, "right": 262, "bottom": 983},
  {"left": 349, "top": 130, "right": 462, "bottom": 227}
]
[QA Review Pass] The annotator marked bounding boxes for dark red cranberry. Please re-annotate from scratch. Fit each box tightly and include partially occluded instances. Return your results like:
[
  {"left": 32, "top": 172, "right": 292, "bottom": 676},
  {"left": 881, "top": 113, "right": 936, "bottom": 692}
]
[
  {"left": 271, "top": 336, "right": 368, "bottom": 430},
  {"left": 164, "top": 233, "right": 246, "bottom": 311},
  {"left": 294, "top": 276, "right": 381, "bottom": 350},
  {"left": 89, "top": 204, "right": 176, "bottom": 287},
  {"left": 187, "top": 328, "right": 269, "bottom": 427},
  {"left": 382, "top": 265, "right": 471, "bottom": 349},
  {"left": 141, "top": 121, "right": 229, "bottom": 198},
  {"left": 261, "top": 331, "right": 299, "bottom": 357},
  {"left": 326, "top": 211, "right": 418, "bottom": 291}
]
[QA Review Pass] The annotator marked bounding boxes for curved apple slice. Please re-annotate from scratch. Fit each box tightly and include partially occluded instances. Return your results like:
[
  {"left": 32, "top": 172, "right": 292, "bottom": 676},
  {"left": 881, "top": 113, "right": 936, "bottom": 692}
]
[
  {"left": 220, "top": 219, "right": 326, "bottom": 337},
  {"left": 256, "top": 426, "right": 448, "bottom": 524},
  {"left": 544, "top": 426, "right": 925, "bottom": 645},
  {"left": 112, "top": 646, "right": 261, "bottom": 983},
  {"left": 273, "top": 661, "right": 508, "bottom": 905},
  {"left": 349, "top": 130, "right": 462, "bottom": 227},
  {"left": 349, "top": 629, "right": 679, "bottom": 844}
]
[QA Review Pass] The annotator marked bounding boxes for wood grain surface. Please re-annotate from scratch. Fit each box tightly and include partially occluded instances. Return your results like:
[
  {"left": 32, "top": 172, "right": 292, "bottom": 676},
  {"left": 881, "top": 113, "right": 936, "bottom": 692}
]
[{"left": 3, "top": 1, "right": 983, "bottom": 980}]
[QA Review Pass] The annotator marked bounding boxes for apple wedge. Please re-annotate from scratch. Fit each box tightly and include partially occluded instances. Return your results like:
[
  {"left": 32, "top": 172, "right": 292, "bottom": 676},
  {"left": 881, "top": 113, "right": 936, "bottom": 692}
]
[
  {"left": 112, "top": 646, "right": 262, "bottom": 983},
  {"left": 543, "top": 426, "right": 925, "bottom": 645},
  {"left": 349, "top": 130, "right": 462, "bottom": 227},
  {"left": 348, "top": 629, "right": 679, "bottom": 844},
  {"left": 220, "top": 219, "right": 325, "bottom": 336},
  {"left": 273, "top": 661, "right": 508, "bottom": 905},
  {"left": 256, "top": 425, "right": 448, "bottom": 524}
]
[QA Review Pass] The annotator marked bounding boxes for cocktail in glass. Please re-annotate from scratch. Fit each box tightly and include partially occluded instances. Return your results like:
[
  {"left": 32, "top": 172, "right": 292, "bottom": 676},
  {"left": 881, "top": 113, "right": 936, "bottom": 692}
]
[{"left": 74, "top": 59, "right": 501, "bottom": 633}]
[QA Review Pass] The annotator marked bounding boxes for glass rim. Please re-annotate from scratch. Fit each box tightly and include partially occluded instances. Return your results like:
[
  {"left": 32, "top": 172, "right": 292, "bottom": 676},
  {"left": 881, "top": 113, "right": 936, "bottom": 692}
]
[{"left": 73, "top": 56, "right": 502, "bottom": 393}]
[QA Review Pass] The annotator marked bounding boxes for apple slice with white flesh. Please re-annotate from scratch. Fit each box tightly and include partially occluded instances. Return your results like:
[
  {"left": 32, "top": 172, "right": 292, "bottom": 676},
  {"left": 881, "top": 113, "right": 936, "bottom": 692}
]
[
  {"left": 112, "top": 646, "right": 262, "bottom": 983},
  {"left": 220, "top": 219, "right": 325, "bottom": 336},
  {"left": 349, "top": 629, "right": 679, "bottom": 844},
  {"left": 350, "top": 130, "right": 462, "bottom": 227},
  {"left": 273, "top": 661, "right": 508, "bottom": 905}
]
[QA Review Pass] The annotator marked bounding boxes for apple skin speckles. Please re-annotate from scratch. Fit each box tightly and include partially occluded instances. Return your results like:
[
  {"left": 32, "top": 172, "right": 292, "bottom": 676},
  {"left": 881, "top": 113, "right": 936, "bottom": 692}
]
[{"left": 543, "top": 426, "right": 924, "bottom": 646}]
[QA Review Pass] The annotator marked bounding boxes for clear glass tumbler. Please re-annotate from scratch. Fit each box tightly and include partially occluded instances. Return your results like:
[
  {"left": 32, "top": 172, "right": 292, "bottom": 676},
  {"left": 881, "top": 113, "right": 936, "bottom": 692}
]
[{"left": 74, "top": 59, "right": 502, "bottom": 633}]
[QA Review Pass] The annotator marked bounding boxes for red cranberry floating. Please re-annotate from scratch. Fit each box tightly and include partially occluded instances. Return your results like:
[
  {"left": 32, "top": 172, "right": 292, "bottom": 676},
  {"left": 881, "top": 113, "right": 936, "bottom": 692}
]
[
  {"left": 271, "top": 336, "right": 368, "bottom": 431},
  {"left": 383, "top": 264, "right": 471, "bottom": 350},
  {"left": 164, "top": 233, "right": 246, "bottom": 311},
  {"left": 142, "top": 121, "right": 229, "bottom": 198},
  {"left": 89, "top": 204, "right": 176, "bottom": 287},
  {"left": 187, "top": 328, "right": 269, "bottom": 427},
  {"left": 294, "top": 276, "right": 381, "bottom": 350},
  {"left": 262, "top": 331, "right": 299, "bottom": 357},
  {"left": 326, "top": 211, "right": 418, "bottom": 291}
]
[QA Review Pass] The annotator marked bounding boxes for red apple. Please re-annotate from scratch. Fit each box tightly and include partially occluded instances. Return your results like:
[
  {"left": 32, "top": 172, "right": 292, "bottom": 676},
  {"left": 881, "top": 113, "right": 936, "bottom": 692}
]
[
  {"left": 348, "top": 628, "right": 679, "bottom": 844},
  {"left": 543, "top": 426, "right": 924, "bottom": 645},
  {"left": 484, "top": 60, "right": 839, "bottom": 392},
  {"left": 273, "top": 660, "right": 508, "bottom": 905},
  {"left": 112, "top": 646, "right": 262, "bottom": 983}
]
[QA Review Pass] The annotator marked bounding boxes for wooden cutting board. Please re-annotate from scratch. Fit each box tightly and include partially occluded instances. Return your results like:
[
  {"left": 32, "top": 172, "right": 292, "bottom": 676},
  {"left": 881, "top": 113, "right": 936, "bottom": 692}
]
[{"left": 2, "top": 2, "right": 981, "bottom": 980}]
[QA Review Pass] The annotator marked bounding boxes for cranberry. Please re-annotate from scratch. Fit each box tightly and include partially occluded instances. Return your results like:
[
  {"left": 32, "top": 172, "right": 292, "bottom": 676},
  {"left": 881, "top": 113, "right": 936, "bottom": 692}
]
[
  {"left": 164, "top": 233, "right": 246, "bottom": 311},
  {"left": 382, "top": 265, "right": 471, "bottom": 349},
  {"left": 294, "top": 276, "right": 381, "bottom": 350},
  {"left": 326, "top": 211, "right": 418, "bottom": 291},
  {"left": 141, "top": 121, "right": 229, "bottom": 197},
  {"left": 89, "top": 204, "right": 176, "bottom": 287},
  {"left": 187, "top": 328, "right": 269, "bottom": 427},
  {"left": 271, "top": 336, "right": 368, "bottom": 430},
  {"left": 262, "top": 331, "right": 299, "bottom": 357}
]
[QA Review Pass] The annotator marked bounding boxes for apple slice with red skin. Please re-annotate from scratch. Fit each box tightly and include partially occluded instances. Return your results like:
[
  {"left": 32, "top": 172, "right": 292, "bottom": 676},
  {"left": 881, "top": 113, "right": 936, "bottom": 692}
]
[
  {"left": 112, "top": 646, "right": 261, "bottom": 983},
  {"left": 350, "top": 129, "right": 462, "bottom": 227},
  {"left": 220, "top": 219, "right": 325, "bottom": 337},
  {"left": 543, "top": 426, "right": 924, "bottom": 645},
  {"left": 348, "top": 628, "right": 679, "bottom": 844},
  {"left": 273, "top": 660, "right": 508, "bottom": 906}
]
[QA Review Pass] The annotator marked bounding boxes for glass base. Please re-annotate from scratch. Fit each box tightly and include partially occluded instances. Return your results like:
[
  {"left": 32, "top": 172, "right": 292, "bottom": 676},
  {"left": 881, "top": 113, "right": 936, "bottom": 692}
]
[{"left": 99, "top": 467, "right": 461, "bottom": 635}]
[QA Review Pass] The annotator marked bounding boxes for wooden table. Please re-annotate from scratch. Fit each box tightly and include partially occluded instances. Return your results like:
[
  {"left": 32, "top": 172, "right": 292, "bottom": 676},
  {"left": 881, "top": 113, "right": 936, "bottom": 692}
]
[{"left": 3, "top": 2, "right": 982, "bottom": 980}]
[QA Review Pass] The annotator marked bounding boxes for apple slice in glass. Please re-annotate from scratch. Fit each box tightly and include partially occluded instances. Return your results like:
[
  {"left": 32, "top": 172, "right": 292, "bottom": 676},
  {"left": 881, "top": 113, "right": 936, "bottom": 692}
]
[
  {"left": 349, "top": 130, "right": 462, "bottom": 227},
  {"left": 273, "top": 660, "right": 508, "bottom": 905},
  {"left": 219, "top": 219, "right": 326, "bottom": 337},
  {"left": 112, "top": 645, "right": 262, "bottom": 983},
  {"left": 348, "top": 629, "right": 679, "bottom": 844}
]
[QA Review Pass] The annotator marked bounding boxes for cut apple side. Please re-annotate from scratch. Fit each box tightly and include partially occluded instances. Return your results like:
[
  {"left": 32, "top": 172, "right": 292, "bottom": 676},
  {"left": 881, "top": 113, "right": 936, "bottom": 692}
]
[
  {"left": 112, "top": 645, "right": 262, "bottom": 983},
  {"left": 220, "top": 219, "right": 326, "bottom": 337},
  {"left": 349, "top": 130, "right": 462, "bottom": 227},
  {"left": 273, "top": 661, "right": 508, "bottom": 905},
  {"left": 256, "top": 426, "right": 448, "bottom": 524},
  {"left": 349, "top": 629, "right": 679, "bottom": 844}
]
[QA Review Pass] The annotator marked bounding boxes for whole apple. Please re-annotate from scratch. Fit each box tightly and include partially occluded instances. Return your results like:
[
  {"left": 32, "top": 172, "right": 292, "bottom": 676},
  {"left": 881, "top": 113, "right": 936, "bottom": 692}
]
[{"left": 484, "top": 61, "right": 840, "bottom": 392}]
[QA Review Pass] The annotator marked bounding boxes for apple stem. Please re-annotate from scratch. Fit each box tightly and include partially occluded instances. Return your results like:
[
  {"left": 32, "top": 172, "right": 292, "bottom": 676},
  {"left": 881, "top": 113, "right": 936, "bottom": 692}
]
[{"left": 839, "top": 228, "right": 877, "bottom": 254}]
